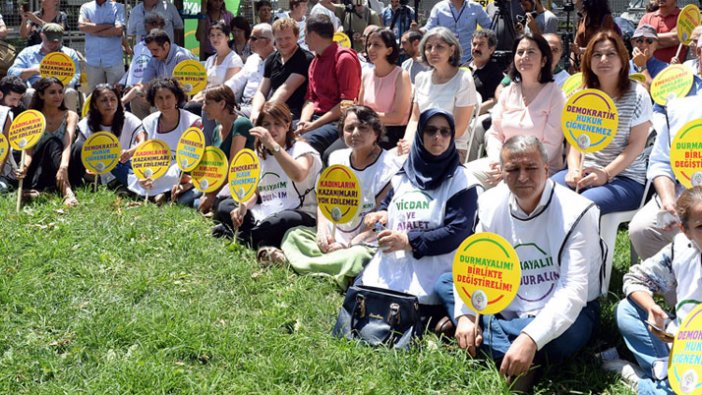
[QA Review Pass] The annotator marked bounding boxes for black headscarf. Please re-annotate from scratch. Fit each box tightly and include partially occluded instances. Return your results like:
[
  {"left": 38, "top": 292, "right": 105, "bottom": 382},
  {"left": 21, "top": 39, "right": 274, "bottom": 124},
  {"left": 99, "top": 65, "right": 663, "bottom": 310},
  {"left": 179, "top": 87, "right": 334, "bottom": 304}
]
[{"left": 400, "top": 108, "right": 460, "bottom": 190}]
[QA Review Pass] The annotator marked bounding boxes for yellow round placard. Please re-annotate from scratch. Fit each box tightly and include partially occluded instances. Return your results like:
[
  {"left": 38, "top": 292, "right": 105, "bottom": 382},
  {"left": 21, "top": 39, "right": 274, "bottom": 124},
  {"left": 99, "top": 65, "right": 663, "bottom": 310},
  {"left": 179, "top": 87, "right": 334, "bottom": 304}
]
[
  {"left": 452, "top": 232, "right": 521, "bottom": 315},
  {"left": 80, "top": 132, "right": 120, "bottom": 174},
  {"left": 192, "top": 146, "right": 228, "bottom": 193},
  {"left": 228, "top": 148, "right": 260, "bottom": 202},
  {"left": 671, "top": 119, "right": 702, "bottom": 188},
  {"left": 562, "top": 89, "right": 619, "bottom": 153},
  {"left": 669, "top": 303, "right": 702, "bottom": 394},
  {"left": 132, "top": 139, "right": 171, "bottom": 181},
  {"left": 8, "top": 110, "right": 46, "bottom": 151},
  {"left": 173, "top": 59, "right": 207, "bottom": 95},
  {"left": 651, "top": 65, "right": 694, "bottom": 106},
  {"left": 333, "top": 31, "right": 351, "bottom": 48},
  {"left": 678, "top": 4, "right": 701, "bottom": 45},
  {"left": 39, "top": 51, "right": 75, "bottom": 86},
  {"left": 562, "top": 72, "right": 584, "bottom": 97},
  {"left": 175, "top": 127, "right": 205, "bottom": 172},
  {"left": 630, "top": 73, "right": 646, "bottom": 84},
  {"left": 82, "top": 94, "right": 92, "bottom": 118},
  {"left": 316, "top": 164, "right": 361, "bottom": 224},
  {"left": 0, "top": 133, "right": 8, "bottom": 165}
]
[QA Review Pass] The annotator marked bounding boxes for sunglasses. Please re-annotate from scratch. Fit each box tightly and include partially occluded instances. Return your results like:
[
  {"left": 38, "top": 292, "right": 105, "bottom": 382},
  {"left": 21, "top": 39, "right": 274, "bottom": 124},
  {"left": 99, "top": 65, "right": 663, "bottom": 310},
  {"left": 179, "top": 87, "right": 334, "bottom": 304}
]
[
  {"left": 634, "top": 38, "right": 655, "bottom": 45},
  {"left": 423, "top": 126, "right": 452, "bottom": 138}
]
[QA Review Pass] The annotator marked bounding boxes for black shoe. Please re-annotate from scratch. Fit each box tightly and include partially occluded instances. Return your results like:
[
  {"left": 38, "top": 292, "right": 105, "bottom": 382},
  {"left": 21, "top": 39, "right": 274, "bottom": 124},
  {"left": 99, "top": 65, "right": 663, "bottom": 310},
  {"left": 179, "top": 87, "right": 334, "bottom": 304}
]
[{"left": 212, "top": 224, "right": 233, "bottom": 238}]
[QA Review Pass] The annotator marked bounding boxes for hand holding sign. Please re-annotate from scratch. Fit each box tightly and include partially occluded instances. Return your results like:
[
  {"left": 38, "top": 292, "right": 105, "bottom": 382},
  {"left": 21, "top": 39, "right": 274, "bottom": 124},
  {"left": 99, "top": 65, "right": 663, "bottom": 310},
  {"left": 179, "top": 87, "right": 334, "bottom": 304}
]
[
  {"left": 453, "top": 232, "right": 521, "bottom": 355},
  {"left": 228, "top": 148, "right": 261, "bottom": 228},
  {"left": 192, "top": 146, "right": 228, "bottom": 193},
  {"left": 81, "top": 131, "right": 121, "bottom": 190},
  {"left": 176, "top": 127, "right": 205, "bottom": 172},
  {"left": 316, "top": 164, "right": 361, "bottom": 239},
  {"left": 671, "top": 119, "right": 702, "bottom": 188},
  {"left": 132, "top": 139, "right": 171, "bottom": 202},
  {"left": 9, "top": 110, "right": 46, "bottom": 212},
  {"left": 561, "top": 89, "right": 619, "bottom": 192}
]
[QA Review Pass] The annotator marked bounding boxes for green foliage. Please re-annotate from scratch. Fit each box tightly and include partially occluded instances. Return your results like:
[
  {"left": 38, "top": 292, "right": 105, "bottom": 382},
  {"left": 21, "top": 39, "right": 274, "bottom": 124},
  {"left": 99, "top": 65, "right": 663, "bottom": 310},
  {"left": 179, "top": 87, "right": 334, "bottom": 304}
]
[{"left": 0, "top": 190, "right": 637, "bottom": 394}]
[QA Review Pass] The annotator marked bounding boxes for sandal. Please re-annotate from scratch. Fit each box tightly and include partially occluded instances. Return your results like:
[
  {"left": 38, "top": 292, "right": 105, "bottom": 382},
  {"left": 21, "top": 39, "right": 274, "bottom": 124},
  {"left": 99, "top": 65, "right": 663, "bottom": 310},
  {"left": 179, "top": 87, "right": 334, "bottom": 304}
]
[
  {"left": 256, "top": 247, "right": 288, "bottom": 268},
  {"left": 22, "top": 189, "right": 40, "bottom": 200}
]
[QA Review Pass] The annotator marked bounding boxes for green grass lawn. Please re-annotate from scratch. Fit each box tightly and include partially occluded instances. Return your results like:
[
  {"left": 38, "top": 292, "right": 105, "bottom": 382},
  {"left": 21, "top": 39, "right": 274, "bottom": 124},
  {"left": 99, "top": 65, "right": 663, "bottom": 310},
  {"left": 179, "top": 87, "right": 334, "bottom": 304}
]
[{"left": 0, "top": 189, "right": 638, "bottom": 394}]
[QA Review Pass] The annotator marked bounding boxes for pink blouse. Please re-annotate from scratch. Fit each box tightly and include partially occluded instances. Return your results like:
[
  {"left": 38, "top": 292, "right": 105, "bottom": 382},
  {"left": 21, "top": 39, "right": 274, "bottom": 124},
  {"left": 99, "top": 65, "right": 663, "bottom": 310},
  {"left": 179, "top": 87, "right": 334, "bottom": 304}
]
[
  {"left": 486, "top": 81, "right": 566, "bottom": 173},
  {"left": 361, "top": 66, "right": 409, "bottom": 126}
]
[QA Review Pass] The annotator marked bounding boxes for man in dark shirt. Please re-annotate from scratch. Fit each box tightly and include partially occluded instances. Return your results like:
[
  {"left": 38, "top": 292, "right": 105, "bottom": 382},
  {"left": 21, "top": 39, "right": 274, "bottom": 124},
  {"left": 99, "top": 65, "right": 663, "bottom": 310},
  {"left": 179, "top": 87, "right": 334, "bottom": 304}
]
[
  {"left": 468, "top": 29, "right": 502, "bottom": 111},
  {"left": 251, "top": 18, "right": 314, "bottom": 122},
  {"left": 466, "top": 29, "right": 503, "bottom": 162}
]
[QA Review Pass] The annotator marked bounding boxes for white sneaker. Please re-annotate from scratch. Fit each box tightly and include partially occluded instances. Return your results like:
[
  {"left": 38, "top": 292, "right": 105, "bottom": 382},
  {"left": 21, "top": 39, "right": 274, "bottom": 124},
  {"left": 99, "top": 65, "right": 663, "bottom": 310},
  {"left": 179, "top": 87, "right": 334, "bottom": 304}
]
[{"left": 602, "top": 358, "right": 645, "bottom": 391}]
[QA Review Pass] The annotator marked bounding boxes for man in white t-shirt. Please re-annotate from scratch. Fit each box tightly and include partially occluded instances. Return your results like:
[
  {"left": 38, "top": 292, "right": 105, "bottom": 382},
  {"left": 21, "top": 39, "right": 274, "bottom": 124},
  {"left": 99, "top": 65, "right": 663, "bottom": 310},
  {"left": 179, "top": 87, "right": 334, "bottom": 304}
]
[{"left": 435, "top": 136, "right": 603, "bottom": 391}]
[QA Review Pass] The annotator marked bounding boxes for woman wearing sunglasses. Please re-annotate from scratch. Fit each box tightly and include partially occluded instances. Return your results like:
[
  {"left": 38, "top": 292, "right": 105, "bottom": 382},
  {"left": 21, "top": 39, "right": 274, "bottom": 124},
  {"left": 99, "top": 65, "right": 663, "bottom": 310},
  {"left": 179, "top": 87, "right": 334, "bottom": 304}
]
[{"left": 359, "top": 108, "right": 480, "bottom": 335}]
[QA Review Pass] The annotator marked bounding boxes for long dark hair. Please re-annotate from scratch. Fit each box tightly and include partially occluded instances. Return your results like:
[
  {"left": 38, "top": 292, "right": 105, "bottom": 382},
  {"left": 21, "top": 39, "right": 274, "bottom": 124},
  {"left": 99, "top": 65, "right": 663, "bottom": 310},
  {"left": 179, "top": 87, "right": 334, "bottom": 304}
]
[
  {"left": 88, "top": 84, "right": 125, "bottom": 138},
  {"left": 508, "top": 33, "right": 554, "bottom": 84},
  {"left": 29, "top": 77, "right": 67, "bottom": 111},
  {"left": 255, "top": 101, "right": 295, "bottom": 159},
  {"left": 582, "top": 0, "right": 613, "bottom": 30}
]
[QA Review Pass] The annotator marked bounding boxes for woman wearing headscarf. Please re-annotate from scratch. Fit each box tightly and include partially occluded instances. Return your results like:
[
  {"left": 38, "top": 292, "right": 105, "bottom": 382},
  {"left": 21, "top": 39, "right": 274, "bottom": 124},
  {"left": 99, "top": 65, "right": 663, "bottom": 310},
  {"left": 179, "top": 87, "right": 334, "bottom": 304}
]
[{"left": 359, "top": 108, "right": 480, "bottom": 332}]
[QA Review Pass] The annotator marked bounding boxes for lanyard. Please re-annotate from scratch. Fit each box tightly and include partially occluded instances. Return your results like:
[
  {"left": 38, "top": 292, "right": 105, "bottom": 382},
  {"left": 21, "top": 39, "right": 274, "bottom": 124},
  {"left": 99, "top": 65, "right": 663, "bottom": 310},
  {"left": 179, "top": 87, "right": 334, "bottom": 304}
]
[{"left": 449, "top": 1, "right": 466, "bottom": 39}]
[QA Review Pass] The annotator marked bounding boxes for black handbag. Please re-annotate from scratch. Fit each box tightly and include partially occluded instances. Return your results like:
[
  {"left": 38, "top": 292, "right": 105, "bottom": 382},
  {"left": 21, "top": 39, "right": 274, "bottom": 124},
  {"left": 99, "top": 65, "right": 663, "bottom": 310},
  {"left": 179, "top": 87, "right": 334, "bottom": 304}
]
[{"left": 332, "top": 285, "right": 423, "bottom": 349}]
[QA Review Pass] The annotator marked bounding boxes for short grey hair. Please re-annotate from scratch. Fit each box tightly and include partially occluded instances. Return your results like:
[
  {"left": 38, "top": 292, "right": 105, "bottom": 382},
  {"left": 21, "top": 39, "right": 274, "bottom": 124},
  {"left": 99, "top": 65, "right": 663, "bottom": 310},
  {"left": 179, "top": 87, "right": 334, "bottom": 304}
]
[
  {"left": 419, "top": 27, "right": 462, "bottom": 68},
  {"left": 472, "top": 29, "right": 497, "bottom": 49},
  {"left": 254, "top": 23, "right": 273, "bottom": 40},
  {"left": 500, "top": 135, "right": 549, "bottom": 166}
]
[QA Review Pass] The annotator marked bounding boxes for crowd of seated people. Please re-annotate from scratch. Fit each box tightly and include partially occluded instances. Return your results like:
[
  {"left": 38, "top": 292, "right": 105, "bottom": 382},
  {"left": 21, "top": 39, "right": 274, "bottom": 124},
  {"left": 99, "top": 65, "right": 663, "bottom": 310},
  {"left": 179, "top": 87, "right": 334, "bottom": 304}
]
[{"left": 2, "top": 0, "right": 702, "bottom": 391}]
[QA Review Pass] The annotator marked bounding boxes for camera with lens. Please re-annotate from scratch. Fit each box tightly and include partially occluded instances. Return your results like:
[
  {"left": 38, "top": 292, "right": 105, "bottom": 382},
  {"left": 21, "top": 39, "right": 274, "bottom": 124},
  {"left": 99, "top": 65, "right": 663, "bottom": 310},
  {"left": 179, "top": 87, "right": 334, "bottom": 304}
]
[{"left": 516, "top": 11, "right": 538, "bottom": 22}]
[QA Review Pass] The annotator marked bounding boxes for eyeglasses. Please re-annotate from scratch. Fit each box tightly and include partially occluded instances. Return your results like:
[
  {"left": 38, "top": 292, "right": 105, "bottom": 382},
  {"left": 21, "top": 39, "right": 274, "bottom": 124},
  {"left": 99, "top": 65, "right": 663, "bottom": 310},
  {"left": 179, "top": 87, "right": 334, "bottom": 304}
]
[
  {"left": 423, "top": 126, "right": 452, "bottom": 137},
  {"left": 634, "top": 38, "right": 655, "bottom": 45},
  {"left": 249, "top": 35, "right": 268, "bottom": 41}
]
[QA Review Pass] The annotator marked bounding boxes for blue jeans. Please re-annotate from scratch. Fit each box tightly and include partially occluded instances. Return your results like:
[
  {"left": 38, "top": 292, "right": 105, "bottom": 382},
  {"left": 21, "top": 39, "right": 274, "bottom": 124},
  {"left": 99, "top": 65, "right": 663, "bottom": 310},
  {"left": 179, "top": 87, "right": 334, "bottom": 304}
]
[
  {"left": 434, "top": 272, "right": 599, "bottom": 363},
  {"left": 551, "top": 170, "right": 645, "bottom": 215},
  {"left": 110, "top": 161, "right": 132, "bottom": 187},
  {"left": 615, "top": 297, "right": 674, "bottom": 395},
  {"left": 302, "top": 121, "right": 339, "bottom": 155}
]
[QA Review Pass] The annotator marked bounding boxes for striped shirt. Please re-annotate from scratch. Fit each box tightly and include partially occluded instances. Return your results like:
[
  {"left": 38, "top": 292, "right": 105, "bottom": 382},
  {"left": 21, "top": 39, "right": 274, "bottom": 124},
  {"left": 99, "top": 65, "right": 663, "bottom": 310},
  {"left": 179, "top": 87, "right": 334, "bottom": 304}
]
[{"left": 583, "top": 82, "right": 652, "bottom": 185}]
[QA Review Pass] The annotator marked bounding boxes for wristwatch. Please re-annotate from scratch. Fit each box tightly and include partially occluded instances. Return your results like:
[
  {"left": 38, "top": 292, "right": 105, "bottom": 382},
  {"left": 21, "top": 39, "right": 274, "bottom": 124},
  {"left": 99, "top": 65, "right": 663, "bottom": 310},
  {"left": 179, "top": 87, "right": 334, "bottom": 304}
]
[{"left": 272, "top": 144, "right": 281, "bottom": 153}]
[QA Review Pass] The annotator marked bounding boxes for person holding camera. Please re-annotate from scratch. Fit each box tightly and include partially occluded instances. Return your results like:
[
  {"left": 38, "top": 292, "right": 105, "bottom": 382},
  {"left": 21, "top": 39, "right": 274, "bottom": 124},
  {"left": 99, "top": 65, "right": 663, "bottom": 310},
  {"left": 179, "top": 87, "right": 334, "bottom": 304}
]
[
  {"left": 382, "top": 0, "right": 415, "bottom": 44},
  {"left": 333, "top": 0, "right": 382, "bottom": 53},
  {"left": 516, "top": 0, "right": 557, "bottom": 35}
]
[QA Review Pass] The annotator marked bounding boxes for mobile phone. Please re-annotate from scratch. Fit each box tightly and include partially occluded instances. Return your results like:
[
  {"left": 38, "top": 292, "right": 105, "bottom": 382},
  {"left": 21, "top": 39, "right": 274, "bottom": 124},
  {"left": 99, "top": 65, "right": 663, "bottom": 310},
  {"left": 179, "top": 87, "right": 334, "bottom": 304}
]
[
  {"left": 648, "top": 321, "right": 675, "bottom": 341},
  {"left": 22, "top": 3, "right": 29, "bottom": 12}
]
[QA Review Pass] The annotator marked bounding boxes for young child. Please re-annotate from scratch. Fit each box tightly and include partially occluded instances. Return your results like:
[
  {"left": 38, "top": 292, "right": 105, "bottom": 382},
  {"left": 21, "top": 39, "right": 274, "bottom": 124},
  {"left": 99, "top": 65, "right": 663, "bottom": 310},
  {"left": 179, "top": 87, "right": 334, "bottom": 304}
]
[{"left": 616, "top": 186, "right": 702, "bottom": 393}]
